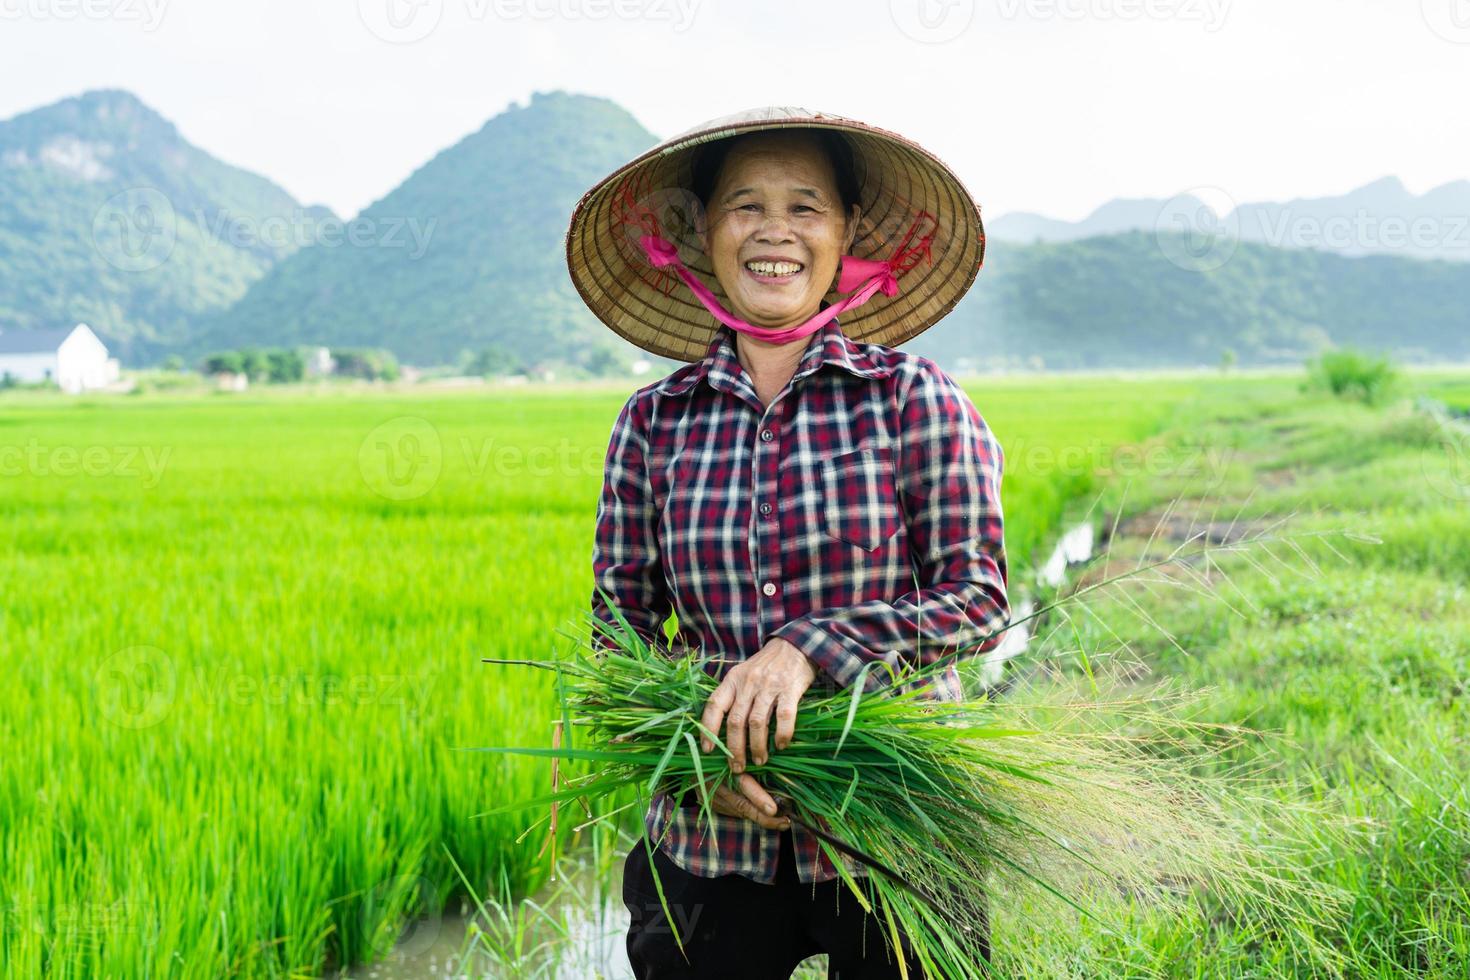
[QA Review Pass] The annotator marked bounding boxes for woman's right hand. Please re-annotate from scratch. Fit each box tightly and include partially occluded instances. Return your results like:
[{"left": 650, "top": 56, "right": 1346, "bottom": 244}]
[{"left": 701, "top": 772, "right": 791, "bottom": 831}]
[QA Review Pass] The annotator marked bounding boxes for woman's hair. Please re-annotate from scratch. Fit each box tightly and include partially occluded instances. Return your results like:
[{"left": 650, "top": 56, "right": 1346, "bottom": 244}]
[{"left": 687, "top": 129, "right": 863, "bottom": 215}]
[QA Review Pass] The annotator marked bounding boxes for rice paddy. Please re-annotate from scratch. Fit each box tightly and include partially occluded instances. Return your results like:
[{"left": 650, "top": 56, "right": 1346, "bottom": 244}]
[{"left": 2, "top": 367, "right": 1466, "bottom": 977}]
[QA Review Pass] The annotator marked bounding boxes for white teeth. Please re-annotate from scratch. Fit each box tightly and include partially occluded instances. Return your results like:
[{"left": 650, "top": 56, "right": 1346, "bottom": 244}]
[{"left": 745, "top": 260, "right": 803, "bottom": 276}]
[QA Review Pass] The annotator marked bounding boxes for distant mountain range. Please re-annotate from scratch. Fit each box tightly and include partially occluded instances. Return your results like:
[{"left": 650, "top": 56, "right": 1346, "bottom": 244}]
[
  {"left": 0, "top": 89, "right": 335, "bottom": 363},
  {"left": 991, "top": 176, "right": 1470, "bottom": 264},
  {"left": 0, "top": 88, "right": 1466, "bottom": 371},
  {"left": 909, "top": 229, "right": 1468, "bottom": 370}
]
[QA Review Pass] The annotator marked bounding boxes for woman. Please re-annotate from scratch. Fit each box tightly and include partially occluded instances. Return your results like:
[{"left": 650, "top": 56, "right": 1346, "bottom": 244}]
[{"left": 568, "top": 107, "right": 1009, "bottom": 978}]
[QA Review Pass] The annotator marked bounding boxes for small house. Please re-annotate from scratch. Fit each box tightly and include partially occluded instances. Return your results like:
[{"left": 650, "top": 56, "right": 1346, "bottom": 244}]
[
  {"left": 0, "top": 323, "right": 118, "bottom": 393},
  {"left": 303, "top": 346, "right": 335, "bottom": 377}
]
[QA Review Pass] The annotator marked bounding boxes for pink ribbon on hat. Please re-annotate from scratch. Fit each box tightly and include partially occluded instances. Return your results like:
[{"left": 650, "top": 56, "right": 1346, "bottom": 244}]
[{"left": 632, "top": 210, "right": 937, "bottom": 344}]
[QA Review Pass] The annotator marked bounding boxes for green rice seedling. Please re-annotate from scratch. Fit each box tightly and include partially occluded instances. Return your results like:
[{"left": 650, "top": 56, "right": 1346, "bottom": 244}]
[{"left": 446, "top": 831, "right": 633, "bottom": 979}]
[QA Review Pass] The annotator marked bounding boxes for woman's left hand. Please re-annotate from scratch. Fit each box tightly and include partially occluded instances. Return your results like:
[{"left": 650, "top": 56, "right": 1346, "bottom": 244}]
[{"left": 700, "top": 637, "right": 818, "bottom": 772}]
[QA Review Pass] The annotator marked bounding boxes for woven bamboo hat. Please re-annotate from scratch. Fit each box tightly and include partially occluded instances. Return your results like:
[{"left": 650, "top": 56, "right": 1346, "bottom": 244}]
[{"left": 565, "top": 106, "right": 985, "bottom": 362}]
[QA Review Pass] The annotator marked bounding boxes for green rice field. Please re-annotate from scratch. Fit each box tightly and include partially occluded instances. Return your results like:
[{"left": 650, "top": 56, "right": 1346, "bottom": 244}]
[{"left": 2, "top": 367, "right": 1467, "bottom": 977}]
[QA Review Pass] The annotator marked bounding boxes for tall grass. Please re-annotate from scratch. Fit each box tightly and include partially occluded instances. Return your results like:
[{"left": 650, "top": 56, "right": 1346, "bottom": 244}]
[{"left": 1001, "top": 382, "right": 1470, "bottom": 976}]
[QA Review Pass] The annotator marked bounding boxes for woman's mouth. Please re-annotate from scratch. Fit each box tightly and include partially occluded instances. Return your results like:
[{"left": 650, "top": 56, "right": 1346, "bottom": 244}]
[{"left": 743, "top": 259, "right": 804, "bottom": 285}]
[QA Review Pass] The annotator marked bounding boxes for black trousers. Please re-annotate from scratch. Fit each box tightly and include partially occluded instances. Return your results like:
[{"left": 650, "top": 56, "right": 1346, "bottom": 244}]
[{"left": 622, "top": 827, "right": 991, "bottom": 979}]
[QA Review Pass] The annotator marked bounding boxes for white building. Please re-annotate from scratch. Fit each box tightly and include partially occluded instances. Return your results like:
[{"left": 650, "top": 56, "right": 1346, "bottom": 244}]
[
  {"left": 0, "top": 323, "right": 118, "bottom": 393},
  {"left": 303, "top": 346, "right": 335, "bottom": 377},
  {"left": 214, "top": 371, "right": 249, "bottom": 392}
]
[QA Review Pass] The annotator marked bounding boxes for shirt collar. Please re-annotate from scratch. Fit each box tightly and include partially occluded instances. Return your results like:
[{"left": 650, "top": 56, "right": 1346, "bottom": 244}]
[{"left": 655, "top": 306, "right": 893, "bottom": 398}]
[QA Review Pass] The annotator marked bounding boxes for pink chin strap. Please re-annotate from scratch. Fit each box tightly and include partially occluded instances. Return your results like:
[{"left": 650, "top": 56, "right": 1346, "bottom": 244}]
[{"left": 632, "top": 210, "right": 938, "bottom": 344}]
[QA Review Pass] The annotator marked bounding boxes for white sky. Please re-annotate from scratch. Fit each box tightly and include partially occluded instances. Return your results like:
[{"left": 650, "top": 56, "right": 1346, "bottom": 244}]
[{"left": 2, "top": 0, "right": 1465, "bottom": 222}]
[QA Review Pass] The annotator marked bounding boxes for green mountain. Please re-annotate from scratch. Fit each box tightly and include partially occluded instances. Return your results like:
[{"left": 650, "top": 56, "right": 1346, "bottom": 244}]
[
  {"left": 910, "top": 230, "right": 1470, "bottom": 370},
  {"left": 189, "top": 90, "right": 661, "bottom": 371},
  {"left": 0, "top": 89, "right": 335, "bottom": 362},
  {"left": 991, "top": 176, "right": 1470, "bottom": 264}
]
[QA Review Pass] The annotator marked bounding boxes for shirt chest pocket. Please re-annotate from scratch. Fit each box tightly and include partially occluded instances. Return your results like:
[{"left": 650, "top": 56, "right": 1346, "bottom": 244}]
[{"left": 820, "top": 446, "right": 902, "bottom": 552}]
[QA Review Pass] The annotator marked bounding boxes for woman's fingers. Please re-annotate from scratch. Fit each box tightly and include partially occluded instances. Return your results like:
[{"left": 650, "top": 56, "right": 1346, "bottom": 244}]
[
  {"left": 773, "top": 689, "right": 798, "bottom": 750},
  {"left": 713, "top": 783, "right": 789, "bottom": 831},
  {"left": 699, "top": 675, "right": 736, "bottom": 754},
  {"left": 748, "top": 690, "right": 776, "bottom": 766},
  {"left": 725, "top": 685, "right": 756, "bottom": 773},
  {"left": 703, "top": 641, "right": 816, "bottom": 764},
  {"left": 735, "top": 772, "right": 779, "bottom": 817}
]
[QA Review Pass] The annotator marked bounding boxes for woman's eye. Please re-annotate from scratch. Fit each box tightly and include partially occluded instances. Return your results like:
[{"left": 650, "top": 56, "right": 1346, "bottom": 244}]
[{"left": 738, "top": 204, "right": 814, "bottom": 214}]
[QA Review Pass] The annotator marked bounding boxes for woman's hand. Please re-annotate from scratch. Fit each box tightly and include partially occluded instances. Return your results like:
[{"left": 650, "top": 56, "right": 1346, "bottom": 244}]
[
  {"left": 700, "top": 636, "right": 818, "bottom": 772},
  {"left": 700, "top": 772, "right": 791, "bottom": 831}
]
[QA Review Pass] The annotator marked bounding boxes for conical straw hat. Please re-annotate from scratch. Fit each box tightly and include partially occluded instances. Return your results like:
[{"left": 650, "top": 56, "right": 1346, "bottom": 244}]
[{"left": 565, "top": 106, "right": 985, "bottom": 362}]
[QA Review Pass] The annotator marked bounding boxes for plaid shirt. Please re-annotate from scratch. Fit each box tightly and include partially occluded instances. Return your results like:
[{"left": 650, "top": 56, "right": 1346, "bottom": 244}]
[{"left": 590, "top": 315, "right": 1009, "bottom": 885}]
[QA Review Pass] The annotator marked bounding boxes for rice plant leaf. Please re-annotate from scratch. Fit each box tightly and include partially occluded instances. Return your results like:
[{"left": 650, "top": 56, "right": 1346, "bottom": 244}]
[
  {"left": 814, "top": 837, "right": 874, "bottom": 915},
  {"left": 635, "top": 786, "right": 691, "bottom": 965},
  {"left": 646, "top": 721, "right": 685, "bottom": 797},
  {"left": 472, "top": 774, "right": 631, "bottom": 815},
  {"left": 465, "top": 745, "right": 650, "bottom": 763},
  {"left": 616, "top": 706, "right": 687, "bottom": 741},
  {"left": 682, "top": 730, "right": 717, "bottom": 844},
  {"left": 880, "top": 897, "right": 911, "bottom": 980},
  {"left": 589, "top": 586, "right": 636, "bottom": 648},
  {"left": 554, "top": 660, "right": 573, "bottom": 753},
  {"left": 835, "top": 661, "right": 882, "bottom": 758},
  {"left": 838, "top": 768, "right": 860, "bottom": 819}
]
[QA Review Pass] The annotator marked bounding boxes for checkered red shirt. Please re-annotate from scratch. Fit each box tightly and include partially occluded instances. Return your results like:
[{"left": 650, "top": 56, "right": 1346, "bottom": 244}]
[{"left": 590, "top": 315, "right": 1009, "bottom": 884}]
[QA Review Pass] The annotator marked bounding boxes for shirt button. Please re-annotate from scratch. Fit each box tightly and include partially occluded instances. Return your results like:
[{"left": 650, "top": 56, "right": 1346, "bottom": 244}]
[
  {"left": 759, "top": 502, "right": 772, "bottom": 515},
  {"left": 760, "top": 428, "right": 774, "bottom": 442},
  {"left": 761, "top": 581, "right": 777, "bottom": 597}
]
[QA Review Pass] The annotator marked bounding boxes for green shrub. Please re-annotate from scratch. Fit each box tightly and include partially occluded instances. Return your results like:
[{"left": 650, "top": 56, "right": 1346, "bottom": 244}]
[
  {"left": 201, "top": 350, "right": 244, "bottom": 376},
  {"left": 1302, "top": 348, "right": 1400, "bottom": 406},
  {"left": 330, "top": 346, "right": 400, "bottom": 381}
]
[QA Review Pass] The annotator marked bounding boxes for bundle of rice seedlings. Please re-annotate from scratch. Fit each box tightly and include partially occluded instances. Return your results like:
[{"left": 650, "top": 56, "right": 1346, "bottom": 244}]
[
  {"left": 483, "top": 624, "right": 1341, "bottom": 976},
  {"left": 479, "top": 522, "right": 1355, "bottom": 978}
]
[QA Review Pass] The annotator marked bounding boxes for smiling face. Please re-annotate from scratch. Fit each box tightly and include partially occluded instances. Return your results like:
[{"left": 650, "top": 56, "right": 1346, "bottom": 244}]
[{"left": 698, "top": 131, "right": 861, "bottom": 335}]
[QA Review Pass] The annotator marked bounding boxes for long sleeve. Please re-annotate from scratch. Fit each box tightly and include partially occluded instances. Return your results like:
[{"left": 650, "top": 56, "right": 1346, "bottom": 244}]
[
  {"left": 770, "top": 361, "right": 1009, "bottom": 692},
  {"left": 590, "top": 392, "right": 674, "bottom": 655}
]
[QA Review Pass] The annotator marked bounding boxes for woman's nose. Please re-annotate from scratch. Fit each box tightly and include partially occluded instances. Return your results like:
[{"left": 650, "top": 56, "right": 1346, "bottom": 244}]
[{"left": 756, "top": 212, "right": 796, "bottom": 242}]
